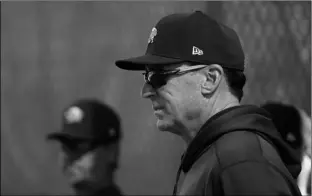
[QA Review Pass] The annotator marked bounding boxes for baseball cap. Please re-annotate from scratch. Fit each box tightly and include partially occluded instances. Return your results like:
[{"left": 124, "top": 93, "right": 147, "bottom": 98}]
[
  {"left": 261, "top": 102, "right": 303, "bottom": 149},
  {"left": 115, "top": 10, "right": 245, "bottom": 71},
  {"left": 46, "top": 99, "right": 121, "bottom": 145}
]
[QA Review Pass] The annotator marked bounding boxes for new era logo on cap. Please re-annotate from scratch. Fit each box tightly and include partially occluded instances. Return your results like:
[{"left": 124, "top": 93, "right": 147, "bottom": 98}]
[{"left": 192, "top": 46, "right": 203, "bottom": 55}]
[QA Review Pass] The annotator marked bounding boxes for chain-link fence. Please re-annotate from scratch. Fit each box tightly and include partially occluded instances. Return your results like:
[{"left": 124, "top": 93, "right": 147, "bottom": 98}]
[{"left": 213, "top": 1, "right": 311, "bottom": 114}]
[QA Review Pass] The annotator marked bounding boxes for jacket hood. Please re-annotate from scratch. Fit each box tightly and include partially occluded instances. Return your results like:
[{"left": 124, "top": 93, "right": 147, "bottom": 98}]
[
  {"left": 92, "top": 184, "right": 122, "bottom": 196},
  {"left": 181, "top": 105, "right": 302, "bottom": 179}
]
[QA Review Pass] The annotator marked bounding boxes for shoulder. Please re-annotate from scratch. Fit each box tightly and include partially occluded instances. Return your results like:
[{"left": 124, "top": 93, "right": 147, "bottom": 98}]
[
  {"left": 214, "top": 131, "right": 265, "bottom": 169},
  {"left": 96, "top": 185, "right": 123, "bottom": 196}
]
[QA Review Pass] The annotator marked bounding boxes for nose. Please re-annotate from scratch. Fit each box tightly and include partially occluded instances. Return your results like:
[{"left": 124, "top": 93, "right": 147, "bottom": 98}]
[{"left": 141, "top": 82, "right": 156, "bottom": 98}]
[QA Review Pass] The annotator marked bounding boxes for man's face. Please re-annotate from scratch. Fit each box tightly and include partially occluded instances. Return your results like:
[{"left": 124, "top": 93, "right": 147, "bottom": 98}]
[
  {"left": 299, "top": 109, "right": 311, "bottom": 158},
  {"left": 58, "top": 139, "right": 119, "bottom": 193},
  {"left": 141, "top": 63, "right": 206, "bottom": 134}
]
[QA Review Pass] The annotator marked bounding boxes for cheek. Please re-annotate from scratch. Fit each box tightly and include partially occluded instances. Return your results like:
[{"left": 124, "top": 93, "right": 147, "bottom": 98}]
[
  {"left": 180, "top": 95, "right": 203, "bottom": 120},
  {"left": 92, "top": 149, "right": 112, "bottom": 170},
  {"left": 95, "top": 150, "right": 115, "bottom": 168},
  {"left": 90, "top": 150, "right": 117, "bottom": 180},
  {"left": 160, "top": 81, "right": 201, "bottom": 117},
  {"left": 70, "top": 152, "right": 95, "bottom": 177},
  {"left": 77, "top": 153, "right": 95, "bottom": 169}
]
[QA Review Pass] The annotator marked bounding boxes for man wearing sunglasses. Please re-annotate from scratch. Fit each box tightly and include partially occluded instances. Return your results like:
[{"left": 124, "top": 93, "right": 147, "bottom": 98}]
[
  {"left": 46, "top": 99, "right": 123, "bottom": 196},
  {"left": 115, "top": 11, "right": 302, "bottom": 196}
]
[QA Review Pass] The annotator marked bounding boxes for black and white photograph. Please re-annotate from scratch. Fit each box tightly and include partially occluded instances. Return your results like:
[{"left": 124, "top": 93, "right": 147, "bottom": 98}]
[{"left": 1, "top": 1, "right": 311, "bottom": 195}]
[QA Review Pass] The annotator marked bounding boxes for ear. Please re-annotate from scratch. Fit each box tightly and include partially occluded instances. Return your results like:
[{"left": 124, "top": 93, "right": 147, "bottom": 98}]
[{"left": 200, "top": 64, "right": 223, "bottom": 95}]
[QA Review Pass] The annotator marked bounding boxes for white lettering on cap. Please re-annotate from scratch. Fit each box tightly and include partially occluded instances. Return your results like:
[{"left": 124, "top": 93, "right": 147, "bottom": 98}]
[
  {"left": 64, "top": 106, "right": 84, "bottom": 123},
  {"left": 192, "top": 46, "right": 203, "bottom": 55}
]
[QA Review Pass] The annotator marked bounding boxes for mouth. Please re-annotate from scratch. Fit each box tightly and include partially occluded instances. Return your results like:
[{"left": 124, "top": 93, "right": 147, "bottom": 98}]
[
  {"left": 153, "top": 107, "right": 163, "bottom": 112},
  {"left": 153, "top": 110, "right": 165, "bottom": 119},
  {"left": 152, "top": 102, "right": 165, "bottom": 118},
  {"left": 152, "top": 104, "right": 164, "bottom": 111}
]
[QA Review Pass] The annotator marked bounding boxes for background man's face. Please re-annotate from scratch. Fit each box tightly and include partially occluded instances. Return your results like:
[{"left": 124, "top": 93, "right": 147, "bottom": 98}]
[
  {"left": 141, "top": 64, "right": 205, "bottom": 134},
  {"left": 299, "top": 109, "right": 311, "bottom": 158},
  {"left": 58, "top": 140, "right": 119, "bottom": 193}
]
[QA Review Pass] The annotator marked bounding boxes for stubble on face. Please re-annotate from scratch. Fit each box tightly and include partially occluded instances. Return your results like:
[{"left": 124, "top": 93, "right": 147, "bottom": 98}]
[
  {"left": 60, "top": 146, "right": 117, "bottom": 194},
  {"left": 153, "top": 71, "right": 204, "bottom": 134}
]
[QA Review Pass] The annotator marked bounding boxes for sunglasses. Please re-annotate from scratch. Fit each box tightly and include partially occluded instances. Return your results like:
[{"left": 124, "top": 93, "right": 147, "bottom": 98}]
[
  {"left": 60, "top": 138, "right": 104, "bottom": 155},
  {"left": 142, "top": 64, "right": 208, "bottom": 88}
]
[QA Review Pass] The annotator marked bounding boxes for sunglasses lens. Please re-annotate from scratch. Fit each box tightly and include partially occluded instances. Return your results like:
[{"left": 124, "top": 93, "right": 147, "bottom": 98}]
[
  {"left": 61, "top": 141, "right": 79, "bottom": 152},
  {"left": 149, "top": 73, "right": 167, "bottom": 88},
  {"left": 61, "top": 139, "right": 98, "bottom": 154}
]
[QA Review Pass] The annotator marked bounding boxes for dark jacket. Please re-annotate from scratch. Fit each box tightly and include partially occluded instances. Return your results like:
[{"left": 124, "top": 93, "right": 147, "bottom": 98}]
[
  {"left": 91, "top": 184, "right": 122, "bottom": 196},
  {"left": 173, "top": 105, "right": 302, "bottom": 196}
]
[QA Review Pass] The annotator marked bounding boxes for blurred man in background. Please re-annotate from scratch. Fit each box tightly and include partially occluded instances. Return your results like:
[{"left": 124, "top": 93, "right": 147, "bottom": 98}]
[
  {"left": 262, "top": 102, "right": 311, "bottom": 195},
  {"left": 115, "top": 10, "right": 302, "bottom": 196},
  {"left": 46, "top": 99, "right": 123, "bottom": 196}
]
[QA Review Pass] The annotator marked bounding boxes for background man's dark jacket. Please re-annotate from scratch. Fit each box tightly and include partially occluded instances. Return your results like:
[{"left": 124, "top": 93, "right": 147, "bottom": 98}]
[{"left": 173, "top": 105, "right": 302, "bottom": 196}]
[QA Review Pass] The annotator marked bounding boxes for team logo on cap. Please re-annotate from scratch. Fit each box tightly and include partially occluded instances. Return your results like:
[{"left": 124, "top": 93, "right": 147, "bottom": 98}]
[
  {"left": 64, "top": 106, "right": 84, "bottom": 123},
  {"left": 148, "top": 27, "right": 157, "bottom": 44}
]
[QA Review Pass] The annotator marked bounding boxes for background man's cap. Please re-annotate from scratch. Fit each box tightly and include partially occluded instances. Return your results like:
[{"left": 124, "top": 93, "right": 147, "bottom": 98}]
[
  {"left": 115, "top": 10, "right": 245, "bottom": 71},
  {"left": 261, "top": 102, "right": 303, "bottom": 150},
  {"left": 46, "top": 99, "right": 121, "bottom": 145}
]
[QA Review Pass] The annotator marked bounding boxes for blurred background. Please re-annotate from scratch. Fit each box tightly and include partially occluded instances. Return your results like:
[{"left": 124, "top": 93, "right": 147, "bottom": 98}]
[{"left": 1, "top": 1, "right": 311, "bottom": 195}]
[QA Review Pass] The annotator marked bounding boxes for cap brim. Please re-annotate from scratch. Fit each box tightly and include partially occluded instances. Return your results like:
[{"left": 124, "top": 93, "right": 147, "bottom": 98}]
[
  {"left": 115, "top": 54, "right": 183, "bottom": 71},
  {"left": 46, "top": 132, "right": 90, "bottom": 142}
]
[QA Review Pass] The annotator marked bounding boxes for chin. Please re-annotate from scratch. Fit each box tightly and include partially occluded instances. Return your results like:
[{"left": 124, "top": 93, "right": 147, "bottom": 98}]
[
  {"left": 72, "top": 180, "right": 93, "bottom": 192},
  {"left": 156, "top": 119, "right": 179, "bottom": 135}
]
